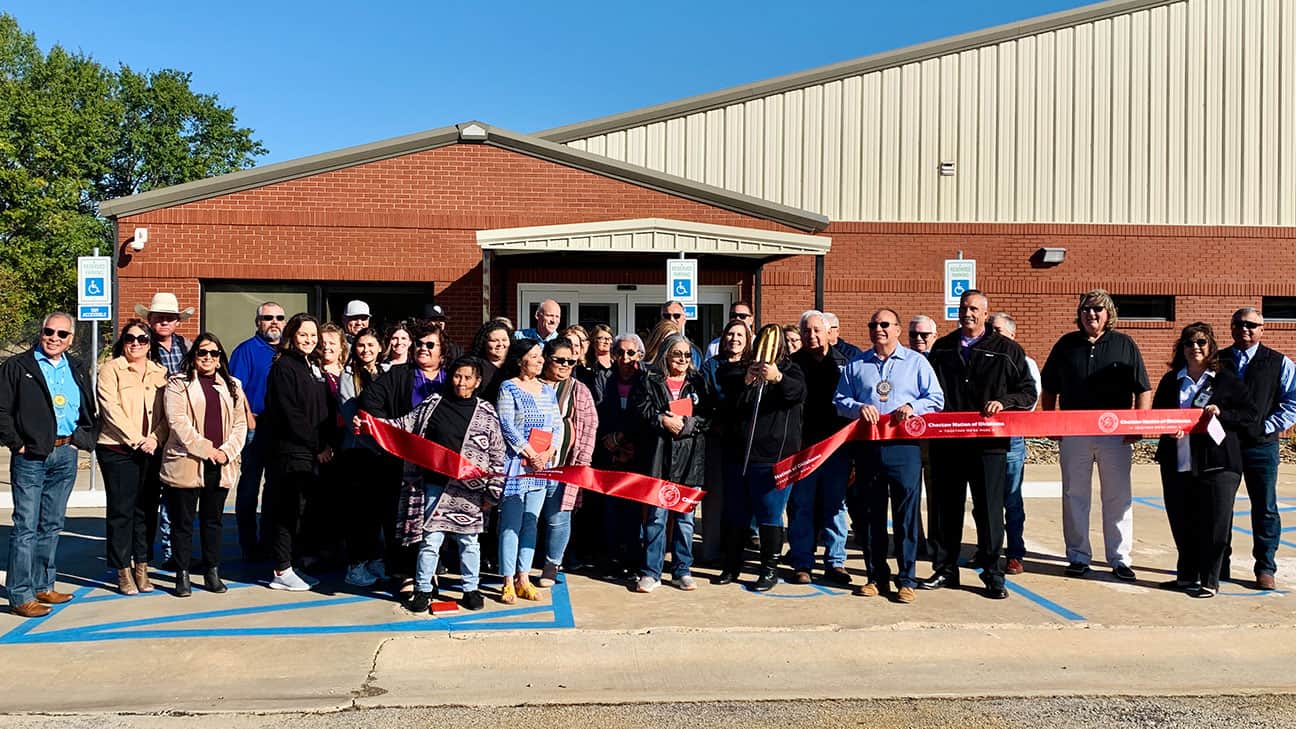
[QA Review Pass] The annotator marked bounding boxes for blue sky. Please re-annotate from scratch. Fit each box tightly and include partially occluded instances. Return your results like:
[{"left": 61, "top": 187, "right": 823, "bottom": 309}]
[{"left": 9, "top": 1, "right": 1098, "bottom": 166}]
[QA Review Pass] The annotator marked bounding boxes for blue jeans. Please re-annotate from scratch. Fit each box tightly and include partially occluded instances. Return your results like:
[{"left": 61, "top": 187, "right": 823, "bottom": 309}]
[
  {"left": 7, "top": 445, "right": 78, "bottom": 607},
  {"left": 786, "top": 451, "right": 850, "bottom": 570},
  {"left": 539, "top": 481, "right": 572, "bottom": 568},
  {"left": 1237, "top": 441, "right": 1281, "bottom": 576},
  {"left": 498, "top": 488, "right": 545, "bottom": 577},
  {"left": 722, "top": 462, "right": 791, "bottom": 528},
  {"left": 235, "top": 428, "right": 273, "bottom": 552},
  {"left": 857, "top": 443, "right": 923, "bottom": 588},
  {"left": 416, "top": 531, "right": 481, "bottom": 593},
  {"left": 642, "top": 507, "right": 695, "bottom": 580},
  {"left": 1004, "top": 436, "right": 1027, "bottom": 560}
]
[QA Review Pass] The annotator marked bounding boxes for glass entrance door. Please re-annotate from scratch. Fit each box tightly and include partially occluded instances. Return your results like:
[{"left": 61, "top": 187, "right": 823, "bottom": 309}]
[{"left": 517, "top": 284, "right": 735, "bottom": 346}]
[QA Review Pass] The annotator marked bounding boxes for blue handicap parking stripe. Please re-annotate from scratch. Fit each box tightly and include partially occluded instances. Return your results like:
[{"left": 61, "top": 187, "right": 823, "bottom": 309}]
[{"left": 1133, "top": 496, "right": 1296, "bottom": 550}]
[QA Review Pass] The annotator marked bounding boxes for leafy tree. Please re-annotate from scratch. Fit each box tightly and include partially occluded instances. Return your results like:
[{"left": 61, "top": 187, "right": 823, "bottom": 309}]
[{"left": 0, "top": 13, "right": 265, "bottom": 337}]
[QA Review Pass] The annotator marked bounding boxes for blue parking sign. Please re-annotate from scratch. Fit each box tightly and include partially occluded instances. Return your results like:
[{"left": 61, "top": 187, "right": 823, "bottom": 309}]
[
  {"left": 672, "top": 278, "right": 693, "bottom": 299},
  {"left": 949, "top": 279, "right": 970, "bottom": 299},
  {"left": 84, "top": 277, "right": 105, "bottom": 297}
]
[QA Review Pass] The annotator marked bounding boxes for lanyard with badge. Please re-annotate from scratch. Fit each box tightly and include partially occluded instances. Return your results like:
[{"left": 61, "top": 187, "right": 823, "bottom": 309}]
[
  {"left": 1188, "top": 378, "right": 1213, "bottom": 408},
  {"left": 874, "top": 355, "right": 894, "bottom": 403},
  {"left": 47, "top": 362, "right": 70, "bottom": 411}
]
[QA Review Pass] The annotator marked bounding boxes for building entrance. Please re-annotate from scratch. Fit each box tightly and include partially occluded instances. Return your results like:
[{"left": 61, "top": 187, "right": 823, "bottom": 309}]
[{"left": 517, "top": 283, "right": 736, "bottom": 346}]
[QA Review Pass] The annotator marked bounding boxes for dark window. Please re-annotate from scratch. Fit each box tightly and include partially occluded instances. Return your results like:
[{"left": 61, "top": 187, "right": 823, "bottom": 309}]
[
  {"left": 1111, "top": 295, "right": 1174, "bottom": 321},
  {"left": 1262, "top": 297, "right": 1296, "bottom": 322}
]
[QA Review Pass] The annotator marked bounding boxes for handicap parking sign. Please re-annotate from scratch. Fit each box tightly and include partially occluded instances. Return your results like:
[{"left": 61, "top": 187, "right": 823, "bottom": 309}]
[
  {"left": 949, "top": 279, "right": 970, "bottom": 299},
  {"left": 672, "top": 278, "right": 693, "bottom": 298},
  {"left": 84, "top": 277, "right": 104, "bottom": 297}
]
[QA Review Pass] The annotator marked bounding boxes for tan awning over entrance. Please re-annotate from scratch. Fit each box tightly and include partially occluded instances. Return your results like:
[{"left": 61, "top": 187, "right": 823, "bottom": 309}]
[{"left": 476, "top": 218, "right": 830, "bottom": 258}]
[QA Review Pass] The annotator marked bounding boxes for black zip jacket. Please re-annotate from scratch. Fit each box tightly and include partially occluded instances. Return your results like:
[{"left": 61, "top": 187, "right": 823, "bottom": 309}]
[
  {"left": 262, "top": 350, "right": 331, "bottom": 472},
  {"left": 714, "top": 359, "right": 807, "bottom": 464},
  {"left": 630, "top": 369, "right": 712, "bottom": 486},
  {"left": 0, "top": 348, "right": 97, "bottom": 458},
  {"left": 928, "top": 329, "right": 1036, "bottom": 450}
]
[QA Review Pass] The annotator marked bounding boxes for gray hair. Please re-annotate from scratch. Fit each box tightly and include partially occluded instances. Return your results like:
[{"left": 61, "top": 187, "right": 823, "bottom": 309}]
[
  {"left": 42, "top": 311, "right": 74, "bottom": 329},
  {"left": 989, "top": 312, "right": 1017, "bottom": 335},
  {"left": 799, "top": 309, "right": 826, "bottom": 328},
  {"left": 650, "top": 333, "right": 694, "bottom": 374},
  {"left": 1232, "top": 307, "right": 1262, "bottom": 323},
  {"left": 822, "top": 312, "right": 840, "bottom": 328},
  {"left": 908, "top": 314, "right": 936, "bottom": 331},
  {"left": 612, "top": 332, "right": 645, "bottom": 356}
]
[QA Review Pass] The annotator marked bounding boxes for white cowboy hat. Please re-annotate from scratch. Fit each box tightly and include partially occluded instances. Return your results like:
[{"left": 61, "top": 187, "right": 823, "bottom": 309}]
[{"left": 134, "top": 292, "right": 195, "bottom": 320}]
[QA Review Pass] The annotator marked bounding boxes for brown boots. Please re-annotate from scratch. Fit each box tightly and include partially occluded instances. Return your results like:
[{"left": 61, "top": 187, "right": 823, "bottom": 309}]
[{"left": 133, "top": 563, "right": 154, "bottom": 593}]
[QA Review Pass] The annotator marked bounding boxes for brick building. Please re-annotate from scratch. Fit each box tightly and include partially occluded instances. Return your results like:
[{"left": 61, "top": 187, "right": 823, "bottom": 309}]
[{"left": 102, "top": 0, "right": 1296, "bottom": 366}]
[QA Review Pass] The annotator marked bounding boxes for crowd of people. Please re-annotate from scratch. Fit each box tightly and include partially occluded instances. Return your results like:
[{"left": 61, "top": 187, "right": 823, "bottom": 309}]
[{"left": 1, "top": 288, "right": 1290, "bottom": 618}]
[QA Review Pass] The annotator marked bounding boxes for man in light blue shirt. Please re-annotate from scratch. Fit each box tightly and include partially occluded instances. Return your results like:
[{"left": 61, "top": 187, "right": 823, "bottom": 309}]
[
  {"left": 834, "top": 308, "right": 943, "bottom": 604},
  {"left": 516, "top": 299, "right": 562, "bottom": 342},
  {"left": 1218, "top": 307, "right": 1296, "bottom": 590}
]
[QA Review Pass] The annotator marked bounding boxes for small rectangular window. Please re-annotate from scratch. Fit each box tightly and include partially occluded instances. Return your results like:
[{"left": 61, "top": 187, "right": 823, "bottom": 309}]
[
  {"left": 1262, "top": 297, "right": 1296, "bottom": 322},
  {"left": 1111, "top": 295, "right": 1174, "bottom": 322}
]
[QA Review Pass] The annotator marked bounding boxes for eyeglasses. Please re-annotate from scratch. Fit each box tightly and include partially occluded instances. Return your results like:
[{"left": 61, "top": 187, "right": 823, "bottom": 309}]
[
  {"left": 867, "top": 321, "right": 894, "bottom": 330},
  {"left": 413, "top": 340, "right": 438, "bottom": 350},
  {"left": 549, "top": 356, "right": 579, "bottom": 367},
  {"left": 122, "top": 334, "right": 150, "bottom": 345},
  {"left": 1080, "top": 305, "right": 1106, "bottom": 313},
  {"left": 1233, "top": 320, "right": 1262, "bottom": 330},
  {"left": 1185, "top": 339, "right": 1210, "bottom": 348},
  {"left": 614, "top": 349, "right": 640, "bottom": 359},
  {"left": 195, "top": 348, "right": 222, "bottom": 359},
  {"left": 668, "top": 351, "right": 691, "bottom": 359},
  {"left": 41, "top": 327, "right": 71, "bottom": 339},
  {"left": 258, "top": 314, "right": 286, "bottom": 322},
  {"left": 663, "top": 312, "right": 684, "bottom": 320},
  {"left": 909, "top": 331, "right": 934, "bottom": 339}
]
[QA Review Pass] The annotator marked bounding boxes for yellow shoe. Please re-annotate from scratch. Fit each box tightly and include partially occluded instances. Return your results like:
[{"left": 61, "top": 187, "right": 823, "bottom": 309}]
[
  {"left": 499, "top": 581, "right": 516, "bottom": 605},
  {"left": 516, "top": 580, "right": 541, "bottom": 602}
]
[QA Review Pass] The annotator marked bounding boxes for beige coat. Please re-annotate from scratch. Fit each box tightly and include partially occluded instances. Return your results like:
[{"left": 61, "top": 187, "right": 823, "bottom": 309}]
[
  {"left": 160, "top": 374, "right": 247, "bottom": 489},
  {"left": 96, "top": 356, "right": 169, "bottom": 448}
]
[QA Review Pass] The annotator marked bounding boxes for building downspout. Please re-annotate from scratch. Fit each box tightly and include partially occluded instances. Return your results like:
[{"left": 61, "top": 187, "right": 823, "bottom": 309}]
[{"left": 814, "top": 254, "right": 825, "bottom": 312}]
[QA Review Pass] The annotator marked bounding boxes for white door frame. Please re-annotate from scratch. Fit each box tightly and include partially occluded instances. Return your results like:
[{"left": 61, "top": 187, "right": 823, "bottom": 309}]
[{"left": 517, "top": 283, "right": 735, "bottom": 333}]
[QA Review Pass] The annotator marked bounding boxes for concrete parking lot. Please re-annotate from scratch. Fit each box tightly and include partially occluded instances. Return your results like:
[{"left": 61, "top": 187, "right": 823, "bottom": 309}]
[{"left": 1, "top": 462, "right": 1293, "bottom": 715}]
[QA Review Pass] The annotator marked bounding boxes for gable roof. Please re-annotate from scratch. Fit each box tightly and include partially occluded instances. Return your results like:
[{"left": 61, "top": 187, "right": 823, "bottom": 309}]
[
  {"left": 99, "top": 121, "right": 828, "bottom": 232},
  {"left": 538, "top": 0, "right": 1176, "bottom": 143}
]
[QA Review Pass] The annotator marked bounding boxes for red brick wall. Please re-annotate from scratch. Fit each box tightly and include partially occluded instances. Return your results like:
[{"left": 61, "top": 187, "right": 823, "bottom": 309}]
[
  {"left": 116, "top": 140, "right": 1296, "bottom": 382},
  {"left": 762, "top": 223, "right": 1296, "bottom": 380}
]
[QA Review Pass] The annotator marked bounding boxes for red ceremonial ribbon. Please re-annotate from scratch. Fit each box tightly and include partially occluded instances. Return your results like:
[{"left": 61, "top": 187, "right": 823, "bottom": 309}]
[
  {"left": 359, "top": 411, "right": 703, "bottom": 514},
  {"left": 773, "top": 408, "right": 1209, "bottom": 490}
]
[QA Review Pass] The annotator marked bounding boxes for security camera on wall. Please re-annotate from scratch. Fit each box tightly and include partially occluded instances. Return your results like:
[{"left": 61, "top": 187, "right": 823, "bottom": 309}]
[{"left": 130, "top": 227, "right": 148, "bottom": 251}]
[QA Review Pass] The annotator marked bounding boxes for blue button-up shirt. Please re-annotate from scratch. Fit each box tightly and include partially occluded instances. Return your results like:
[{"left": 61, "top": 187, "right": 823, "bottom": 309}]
[
  {"left": 515, "top": 328, "right": 559, "bottom": 343},
  {"left": 1232, "top": 344, "right": 1296, "bottom": 435},
  {"left": 834, "top": 344, "right": 944, "bottom": 419},
  {"left": 35, "top": 350, "right": 80, "bottom": 437}
]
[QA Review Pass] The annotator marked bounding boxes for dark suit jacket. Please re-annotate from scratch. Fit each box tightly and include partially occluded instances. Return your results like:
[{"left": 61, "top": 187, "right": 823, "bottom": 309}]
[{"left": 0, "top": 348, "right": 97, "bottom": 457}]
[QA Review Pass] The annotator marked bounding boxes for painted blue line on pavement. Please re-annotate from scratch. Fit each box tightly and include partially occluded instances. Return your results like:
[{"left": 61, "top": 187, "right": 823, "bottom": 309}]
[
  {"left": 0, "top": 585, "right": 93, "bottom": 642},
  {"left": 1133, "top": 496, "right": 1296, "bottom": 550},
  {"left": 1004, "top": 580, "right": 1086, "bottom": 621}
]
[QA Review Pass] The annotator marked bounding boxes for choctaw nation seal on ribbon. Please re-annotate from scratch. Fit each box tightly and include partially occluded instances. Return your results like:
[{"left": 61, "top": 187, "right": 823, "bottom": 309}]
[
  {"left": 1096, "top": 411, "right": 1121, "bottom": 434},
  {"left": 902, "top": 416, "right": 928, "bottom": 438},
  {"left": 658, "top": 484, "right": 682, "bottom": 509}
]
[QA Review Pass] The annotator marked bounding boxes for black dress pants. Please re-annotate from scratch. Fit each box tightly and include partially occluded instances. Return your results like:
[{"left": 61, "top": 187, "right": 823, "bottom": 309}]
[
  {"left": 98, "top": 446, "right": 162, "bottom": 568},
  {"left": 166, "top": 462, "right": 228, "bottom": 571},
  {"left": 928, "top": 439, "right": 1007, "bottom": 585},
  {"left": 1161, "top": 465, "right": 1242, "bottom": 590},
  {"left": 343, "top": 448, "right": 384, "bottom": 564},
  {"left": 271, "top": 466, "right": 314, "bottom": 572}
]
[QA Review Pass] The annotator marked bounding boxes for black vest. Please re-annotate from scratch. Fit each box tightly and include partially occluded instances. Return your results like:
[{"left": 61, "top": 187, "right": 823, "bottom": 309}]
[{"left": 1219, "top": 344, "right": 1284, "bottom": 446}]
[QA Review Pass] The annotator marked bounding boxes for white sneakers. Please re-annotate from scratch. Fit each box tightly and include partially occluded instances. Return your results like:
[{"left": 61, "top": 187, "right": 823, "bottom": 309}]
[
  {"left": 635, "top": 576, "right": 660, "bottom": 593},
  {"left": 269, "top": 568, "right": 312, "bottom": 591},
  {"left": 345, "top": 563, "right": 377, "bottom": 587}
]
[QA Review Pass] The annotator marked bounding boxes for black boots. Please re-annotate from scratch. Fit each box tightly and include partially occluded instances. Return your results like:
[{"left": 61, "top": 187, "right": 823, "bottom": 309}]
[
  {"left": 712, "top": 527, "right": 747, "bottom": 584},
  {"left": 752, "top": 525, "right": 785, "bottom": 592},
  {"left": 174, "top": 570, "right": 191, "bottom": 597},
  {"left": 204, "top": 567, "right": 227, "bottom": 594}
]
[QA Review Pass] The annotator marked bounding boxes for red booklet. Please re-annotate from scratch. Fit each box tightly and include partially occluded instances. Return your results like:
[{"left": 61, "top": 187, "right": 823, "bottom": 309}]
[
  {"left": 430, "top": 599, "right": 459, "bottom": 615},
  {"left": 528, "top": 428, "right": 552, "bottom": 452},
  {"left": 668, "top": 398, "right": 693, "bottom": 417}
]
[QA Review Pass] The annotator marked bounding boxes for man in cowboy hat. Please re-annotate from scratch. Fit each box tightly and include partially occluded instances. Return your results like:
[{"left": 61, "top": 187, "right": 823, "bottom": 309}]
[
  {"left": 135, "top": 293, "right": 194, "bottom": 377},
  {"left": 134, "top": 292, "right": 193, "bottom": 568}
]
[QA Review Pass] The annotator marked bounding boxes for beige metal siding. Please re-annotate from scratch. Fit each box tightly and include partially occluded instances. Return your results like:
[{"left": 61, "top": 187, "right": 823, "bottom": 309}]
[{"left": 560, "top": 0, "right": 1293, "bottom": 226}]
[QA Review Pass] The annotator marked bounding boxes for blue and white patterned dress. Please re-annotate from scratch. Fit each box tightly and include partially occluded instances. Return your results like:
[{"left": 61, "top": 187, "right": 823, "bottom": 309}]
[{"left": 496, "top": 379, "right": 562, "bottom": 496}]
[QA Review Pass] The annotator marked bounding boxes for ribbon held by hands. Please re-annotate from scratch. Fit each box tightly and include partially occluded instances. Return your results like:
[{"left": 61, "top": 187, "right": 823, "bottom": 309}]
[
  {"left": 359, "top": 411, "right": 703, "bottom": 513},
  {"left": 772, "top": 408, "right": 1209, "bottom": 489}
]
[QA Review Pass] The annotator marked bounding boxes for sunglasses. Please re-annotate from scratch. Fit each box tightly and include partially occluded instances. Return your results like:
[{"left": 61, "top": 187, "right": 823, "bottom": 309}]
[
  {"left": 195, "top": 348, "right": 222, "bottom": 359},
  {"left": 732, "top": 313, "right": 752, "bottom": 320},
  {"left": 1185, "top": 339, "right": 1210, "bottom": 348},
  {"left": 258, "top": 314, "right": 286, "bottom": 322},
  {"left": 346, "top": 315, "right": 370, "bottom": 321},
  {"left": 413, "top": 340, "right": 438, "bottom": 350},
  {"left": 867, "top": 321, "right": 895, "bottom": 330},
  {"left": 1232, "top": 320, "right": 1262, "bottom": 330},
  {"left": 663, "top": 312, "right": 684, "bottom": 320},
  {"left": 909, "top": 331, "right": 934, "bottom": 339},
  {"left": 614, "top": 349, "right": 640, "bottom": 358},
  {"left": 1080, "top": 305, "right": 1106, "bottom": 313},
  {"left": 668, "top": 351, "right": 691, "bottom": 359},
  {"left": 122, "top": 333, "right": 150, "bottom": 345},
  {"left": 549, "top": 356, "right": 579, "bottom": 367},
  {"left": 42, "top": 327, "right": 72, "bottom": 339}
]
